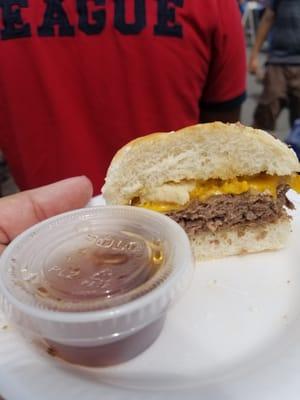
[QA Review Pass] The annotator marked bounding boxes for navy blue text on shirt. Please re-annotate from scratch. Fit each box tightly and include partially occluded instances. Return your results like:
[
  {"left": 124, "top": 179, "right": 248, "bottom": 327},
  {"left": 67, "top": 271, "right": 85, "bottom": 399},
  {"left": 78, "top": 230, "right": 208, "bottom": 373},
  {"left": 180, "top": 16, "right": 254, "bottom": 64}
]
[{"left": 0, "top": 0, "right": 184, "bottom": 40}]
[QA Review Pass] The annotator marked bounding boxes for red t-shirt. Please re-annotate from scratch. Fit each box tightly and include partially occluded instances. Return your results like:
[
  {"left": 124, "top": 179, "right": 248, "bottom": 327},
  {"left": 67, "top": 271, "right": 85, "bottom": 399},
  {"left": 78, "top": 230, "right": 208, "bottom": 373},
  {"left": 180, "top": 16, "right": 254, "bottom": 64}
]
[{"left": 0, "top": 0, "right": 246, "bottom": 194}]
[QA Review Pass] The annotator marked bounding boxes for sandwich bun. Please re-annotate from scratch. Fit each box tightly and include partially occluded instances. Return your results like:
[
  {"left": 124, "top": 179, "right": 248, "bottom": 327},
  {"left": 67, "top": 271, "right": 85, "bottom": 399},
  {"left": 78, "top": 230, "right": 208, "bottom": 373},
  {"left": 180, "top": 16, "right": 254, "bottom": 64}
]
[
  {"left": 102, "top": 122, "right": 300, "bottom": 205},
  {"left": 102, "top": 122, "right": 300, "bottom": 260},
  {"left": 190, "top": 217, "right": 291, "bottom": 260}
]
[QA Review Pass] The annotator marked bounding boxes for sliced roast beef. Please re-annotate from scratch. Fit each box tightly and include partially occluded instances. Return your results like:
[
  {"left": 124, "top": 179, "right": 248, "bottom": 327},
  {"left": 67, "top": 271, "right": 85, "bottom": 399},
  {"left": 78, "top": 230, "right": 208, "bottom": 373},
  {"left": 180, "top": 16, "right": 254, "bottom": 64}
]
[{"left": 167, "top": 185, "right": 293, "bottom": 234}]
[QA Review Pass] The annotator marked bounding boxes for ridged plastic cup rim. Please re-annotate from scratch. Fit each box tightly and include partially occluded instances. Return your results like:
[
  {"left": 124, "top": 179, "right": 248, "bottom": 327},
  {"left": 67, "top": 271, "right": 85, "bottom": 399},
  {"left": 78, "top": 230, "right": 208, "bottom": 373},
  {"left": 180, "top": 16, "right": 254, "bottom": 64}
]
[{"left": 0, "top": 206, "right": 194, "bottom": 325}]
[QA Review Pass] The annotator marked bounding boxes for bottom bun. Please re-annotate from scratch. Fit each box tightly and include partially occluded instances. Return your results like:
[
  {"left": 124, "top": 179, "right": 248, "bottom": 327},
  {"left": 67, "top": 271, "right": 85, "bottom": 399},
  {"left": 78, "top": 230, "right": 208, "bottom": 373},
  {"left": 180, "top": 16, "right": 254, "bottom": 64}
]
[{"left": 189, "top": 217, "right": 291, "bottom": 261}]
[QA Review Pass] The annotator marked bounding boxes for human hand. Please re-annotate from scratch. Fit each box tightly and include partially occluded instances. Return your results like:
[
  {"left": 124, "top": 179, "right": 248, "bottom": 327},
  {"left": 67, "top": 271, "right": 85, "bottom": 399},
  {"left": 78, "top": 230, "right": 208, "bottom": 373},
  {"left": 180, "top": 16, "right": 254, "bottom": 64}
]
[
  {"left": 0, "top": 176, "right": 93, "bottom": 254},
  {"left": 248, "top": 54, "right": 260, "bottom": 75}
]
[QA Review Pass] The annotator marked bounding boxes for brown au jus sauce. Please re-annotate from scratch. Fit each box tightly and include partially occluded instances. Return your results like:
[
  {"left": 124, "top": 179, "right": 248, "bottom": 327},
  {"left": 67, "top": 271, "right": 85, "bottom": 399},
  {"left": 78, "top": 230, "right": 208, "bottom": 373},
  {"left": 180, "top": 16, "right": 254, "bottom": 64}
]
[
  {"left": 1, "top": 206, "right": 193, "bottom": 369},
  {"left": 35, "top": 232, "right": 166, "bottom": 366},
  {"left": 44, "top": 317, "right": 165, "bottom": 367},
  {"left": 35, "top": 232, "right": 164, "bottom": 311}
]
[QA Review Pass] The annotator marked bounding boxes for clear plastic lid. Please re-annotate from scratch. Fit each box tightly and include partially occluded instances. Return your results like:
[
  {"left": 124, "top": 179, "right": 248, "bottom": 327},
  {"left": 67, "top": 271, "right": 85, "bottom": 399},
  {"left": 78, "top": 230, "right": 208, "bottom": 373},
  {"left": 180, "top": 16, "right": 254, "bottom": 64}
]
[{"left": 0, "top": 206, "right": 194, "bottom": 346}]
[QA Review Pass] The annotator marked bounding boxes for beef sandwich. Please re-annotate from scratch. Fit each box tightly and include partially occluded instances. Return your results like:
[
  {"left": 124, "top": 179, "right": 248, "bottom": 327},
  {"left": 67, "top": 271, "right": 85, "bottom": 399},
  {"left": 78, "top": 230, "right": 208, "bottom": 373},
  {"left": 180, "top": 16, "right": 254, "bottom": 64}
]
[{"left": 102, "top": 122, "right": 300, "bottom": 260}]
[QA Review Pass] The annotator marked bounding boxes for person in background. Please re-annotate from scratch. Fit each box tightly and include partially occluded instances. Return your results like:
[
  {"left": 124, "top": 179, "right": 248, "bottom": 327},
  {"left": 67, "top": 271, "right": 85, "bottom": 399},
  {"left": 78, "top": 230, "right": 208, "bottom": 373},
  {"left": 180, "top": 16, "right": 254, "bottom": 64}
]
[
  {"left": 249, "top": 0, "right": 300, "bottom": 131},
  {"left": 254, "top": 0, "right": 267, "bottom": 29},
  {"left": 238, "top": 0, "right": 246, "bottom": 14},
  {"left": 0, "top": 176, "right": 92, "bottom": 254},
  {"left": 0, "top": 0, "right": 246, "bottom": 195}
]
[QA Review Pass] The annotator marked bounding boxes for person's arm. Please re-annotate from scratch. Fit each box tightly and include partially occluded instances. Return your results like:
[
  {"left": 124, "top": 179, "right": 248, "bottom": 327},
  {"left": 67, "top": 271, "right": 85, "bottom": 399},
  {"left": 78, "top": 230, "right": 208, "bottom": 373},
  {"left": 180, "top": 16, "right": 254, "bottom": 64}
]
[
  {"left": 0, "top": 176, "right": 93, "bottom": 254},
  {"left": 200, "top": 0, "right": 247, "bottom": 124},
  {"left": 201, "top": 106, "right": 241, "bottom": 123},
  {"left": 248, "top": 7, "right": 275, "bottom": 74}
]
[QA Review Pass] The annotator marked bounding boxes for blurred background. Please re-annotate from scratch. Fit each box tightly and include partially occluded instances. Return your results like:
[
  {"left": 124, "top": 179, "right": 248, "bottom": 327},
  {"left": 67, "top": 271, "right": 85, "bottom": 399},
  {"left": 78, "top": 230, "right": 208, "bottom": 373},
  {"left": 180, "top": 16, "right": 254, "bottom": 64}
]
[
  {"left": 240, "top": 0, "right": 290, "bottom": 137},
  {"left": 242, "top": 52, "right": 289, "bottom": 136},
  {"left": 0, "top": 0, "right": 296, "bottom": 197}
]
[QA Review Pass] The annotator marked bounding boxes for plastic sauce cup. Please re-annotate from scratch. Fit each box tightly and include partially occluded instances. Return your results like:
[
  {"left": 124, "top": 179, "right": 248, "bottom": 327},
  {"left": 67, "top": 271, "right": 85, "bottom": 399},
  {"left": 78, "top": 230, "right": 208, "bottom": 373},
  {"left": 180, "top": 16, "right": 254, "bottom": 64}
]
[{"left": 0, "top": 206, "right": 194, "bottom": 367}]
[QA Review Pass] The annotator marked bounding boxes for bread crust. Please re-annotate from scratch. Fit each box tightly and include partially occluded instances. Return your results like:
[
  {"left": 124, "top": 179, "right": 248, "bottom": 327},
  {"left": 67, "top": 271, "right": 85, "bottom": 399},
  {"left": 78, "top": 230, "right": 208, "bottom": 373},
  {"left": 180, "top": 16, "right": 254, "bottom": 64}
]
[
  {"left": 189, "top": 217, "right": 291, "bottom": 261},
  {"left": 102, "top": 122, "right": 300, "bottom": 204}
]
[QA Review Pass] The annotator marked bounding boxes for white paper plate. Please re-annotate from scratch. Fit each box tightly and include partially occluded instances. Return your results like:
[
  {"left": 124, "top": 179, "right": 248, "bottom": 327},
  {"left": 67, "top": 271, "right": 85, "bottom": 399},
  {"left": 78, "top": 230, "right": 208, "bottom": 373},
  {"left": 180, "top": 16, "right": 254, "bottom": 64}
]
[{"left": 1, "top": 193, "right": 300, "bottom": 400}]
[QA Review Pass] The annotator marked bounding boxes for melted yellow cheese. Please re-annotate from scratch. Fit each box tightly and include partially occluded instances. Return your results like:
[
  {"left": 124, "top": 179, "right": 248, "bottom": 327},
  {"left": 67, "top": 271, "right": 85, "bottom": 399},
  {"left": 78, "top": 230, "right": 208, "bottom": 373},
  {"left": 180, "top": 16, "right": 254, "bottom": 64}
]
[
  {"left": 288, "top": 174, "right": 300, "bottom": 193},
  {"left": 141, "top": 202, "right": 183, "bottom": 213},
  {"left": 191, "top": 174, "right": 281, "bottom": 200},
  {"left": 138, "top": 174, "right": 300, "bottom": 213}
]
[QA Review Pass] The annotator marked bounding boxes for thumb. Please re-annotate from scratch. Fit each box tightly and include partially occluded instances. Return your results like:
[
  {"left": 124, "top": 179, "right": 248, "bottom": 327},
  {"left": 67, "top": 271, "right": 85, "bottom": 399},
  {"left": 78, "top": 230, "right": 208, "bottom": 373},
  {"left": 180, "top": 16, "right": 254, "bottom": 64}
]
[{"left": 0, "top": 176, "right": 93, "bottom": 251}]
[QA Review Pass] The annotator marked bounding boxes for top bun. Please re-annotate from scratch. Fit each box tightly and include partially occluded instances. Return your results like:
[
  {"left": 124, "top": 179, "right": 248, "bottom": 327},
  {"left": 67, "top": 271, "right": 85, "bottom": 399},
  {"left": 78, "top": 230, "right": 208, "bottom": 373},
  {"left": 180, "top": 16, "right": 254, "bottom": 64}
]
[{"left": 102, "top": 122, "right": 300, "bottom": 204}]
